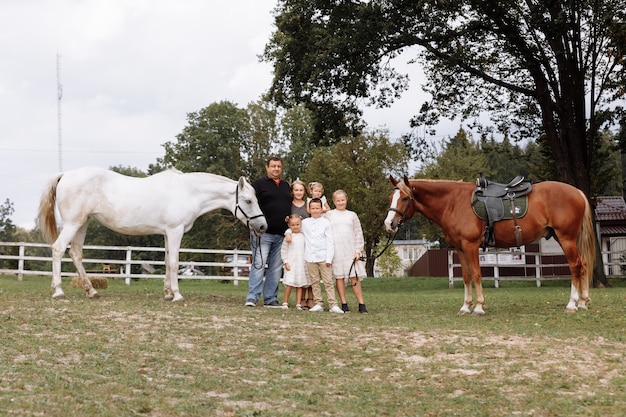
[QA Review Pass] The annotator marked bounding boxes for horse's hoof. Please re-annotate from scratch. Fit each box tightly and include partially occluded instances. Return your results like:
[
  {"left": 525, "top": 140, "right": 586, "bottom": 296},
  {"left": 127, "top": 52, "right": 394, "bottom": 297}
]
[
  {"left": 172, "top": 294, "right": 184, "bottom": 302},
  {"left": 472, "top": 309, "right": 485, "bottom": 316},
  {"left": 88, "top": 292, "right": 100, "bottom": 299},
  {"left": 458, "top": 306, "right": 471, "bottom": 315},
  {"left": 565, "top": 308, "right": 578, "bottom": 314},
  {"left": 164, "top": 294, "right": 174, "bottom": 301},
  {"left": 52, "top": 289, "right": 65, "bottom": 299}
]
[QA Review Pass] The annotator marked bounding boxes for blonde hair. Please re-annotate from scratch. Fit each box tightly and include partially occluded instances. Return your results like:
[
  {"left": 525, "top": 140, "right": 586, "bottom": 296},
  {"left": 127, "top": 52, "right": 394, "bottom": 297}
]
[
  {"left": 332, "top": 189, "right": 348, "bottom": 200},
  {"left": 308, "top": 181, "right": 324, "bottom": 194},
  {"left": 291, "top": 179, "right": 308, "bottom": 196}
]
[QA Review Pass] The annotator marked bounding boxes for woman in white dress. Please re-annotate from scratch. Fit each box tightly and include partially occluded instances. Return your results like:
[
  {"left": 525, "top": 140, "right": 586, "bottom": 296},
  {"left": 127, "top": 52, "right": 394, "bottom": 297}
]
[
  {"left": 280, "top": 214, "right": 310, "bottom": 309},
  {"left": 325, "top": 190, "right": 368, "bottom": 313}
]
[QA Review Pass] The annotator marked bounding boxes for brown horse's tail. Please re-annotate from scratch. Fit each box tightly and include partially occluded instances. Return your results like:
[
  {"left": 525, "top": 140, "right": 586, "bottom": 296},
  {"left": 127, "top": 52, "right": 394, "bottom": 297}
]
[
  {"left": 38, "top": 173, "right": 63, "bottom": 244},
  {"left": 577, "top": 191, "right": 596, "bottom": 288}
]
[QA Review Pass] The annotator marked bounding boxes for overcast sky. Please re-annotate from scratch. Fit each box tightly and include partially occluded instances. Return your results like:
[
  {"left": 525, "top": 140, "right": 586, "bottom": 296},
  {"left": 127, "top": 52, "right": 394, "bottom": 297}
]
[{"left": 0, "top": 0, "right": 453, "bottom": 230}]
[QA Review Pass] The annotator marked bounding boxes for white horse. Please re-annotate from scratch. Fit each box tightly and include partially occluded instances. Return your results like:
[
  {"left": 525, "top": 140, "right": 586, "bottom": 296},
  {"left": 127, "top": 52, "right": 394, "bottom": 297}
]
[{"left": 38, "top": 167, "right": 267, "bottom": 302}]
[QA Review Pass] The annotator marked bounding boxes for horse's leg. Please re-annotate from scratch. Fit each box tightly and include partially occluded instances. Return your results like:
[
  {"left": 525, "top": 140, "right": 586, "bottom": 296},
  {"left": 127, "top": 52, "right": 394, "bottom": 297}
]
[
  {"left": 49, "top": 223, "right": 82, "bottom": 298},
  {"left": 164, "top": 229, "right": 185, "bottom": 302},
  {"left": 68, "top": 223, "right": 99, "bottom": 299},
  {"left": 457, "top": 247, "right": 486, "bottom": 316},
  {"left": 560, "top": 239, "right": 585, "bottom": 313},
  {"left": 163, "top": 234, "right": 174, "bottom": 300},
  {"left": 469, "top": 252, "right": 486, "bottom": 316},
  {"left": 455, "top": 250, "right": 473, "bottom": 315},
  {"left": 50, "top": 233, "right": 72, "bottom": 299}
]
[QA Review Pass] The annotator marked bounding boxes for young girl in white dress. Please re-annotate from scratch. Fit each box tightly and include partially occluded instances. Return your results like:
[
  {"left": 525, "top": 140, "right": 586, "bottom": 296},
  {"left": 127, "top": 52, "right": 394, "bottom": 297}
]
[
  {"left": 306, "top": 181, "right": 331, "bottom": 214},
  {"left": 280, "top": 214, "right": 310, "bottom": 309},
  {"left": 324, "top": 189, "right": 368, "bottom": 313}
]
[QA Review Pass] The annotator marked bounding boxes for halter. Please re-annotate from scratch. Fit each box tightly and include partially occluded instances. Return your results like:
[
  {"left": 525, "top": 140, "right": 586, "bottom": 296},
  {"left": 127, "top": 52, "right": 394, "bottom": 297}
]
[
  {"left": 234, "top": 184, "right": 265, "bottom": 229},
  {"left": 387, "top": 186, "right": 413, "bottom": 227}
]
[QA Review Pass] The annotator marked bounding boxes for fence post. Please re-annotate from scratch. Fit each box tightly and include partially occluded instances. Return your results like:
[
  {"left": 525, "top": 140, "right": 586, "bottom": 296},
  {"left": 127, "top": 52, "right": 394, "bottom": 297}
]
[
  {"left": 494, "top": 260, "right": 500, "bottom": 288},
  {"left": 448, "top": 250, "right": 454, "bottom": 288},
  {"left": 18, "top": 243, "right": 25, "bottom": 281},
  {"left": 233, "top": 249, "right": 239, "bottom": 286},
  {"left": 535, "top": 253, "right": 541, "bottom": 287},
  {"left": 125, "top": 247, "right": 132, "bottom": 285}
]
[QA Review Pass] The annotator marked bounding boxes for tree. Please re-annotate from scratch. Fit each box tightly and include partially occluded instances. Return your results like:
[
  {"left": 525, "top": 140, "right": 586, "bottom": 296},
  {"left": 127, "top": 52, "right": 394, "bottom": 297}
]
[
  {"left": 263, "top": 0, "right": 626, "bottom": 197},
  {"left": 279, "top": 103, "right": 317, "bottom": 182},
  {"left": 157, "top": 101, "right": 251, "bottom": 177},
  {"left": 0, "top": 198, "right": 16, "bottom": 242},
  {"left": 302, "top": 130, "right": 408, "bottom": 276},
  {"left": 376, "top": 244, "right": 403, "bottom": 277},
  {"left": 419, "top": 128, "right": 489, "bottom": 181}
]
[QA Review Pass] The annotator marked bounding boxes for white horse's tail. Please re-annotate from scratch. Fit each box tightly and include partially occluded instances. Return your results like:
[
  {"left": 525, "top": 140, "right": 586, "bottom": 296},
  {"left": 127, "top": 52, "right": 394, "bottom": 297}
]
[{"left": 38, "top": 173, "right": 63, "bottom": 244}]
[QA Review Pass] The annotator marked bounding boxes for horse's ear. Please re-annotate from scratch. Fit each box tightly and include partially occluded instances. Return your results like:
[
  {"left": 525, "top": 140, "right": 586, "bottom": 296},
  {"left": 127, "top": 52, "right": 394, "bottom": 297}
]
[
  {"left": 238, "top": 177, "right": 246, "bottom": 188},
  {"left": 403, "top": 175, "right": 410, "bottom": 187},
  {"left": 389, "top": 175, "right": 399, "bottom": 186}
]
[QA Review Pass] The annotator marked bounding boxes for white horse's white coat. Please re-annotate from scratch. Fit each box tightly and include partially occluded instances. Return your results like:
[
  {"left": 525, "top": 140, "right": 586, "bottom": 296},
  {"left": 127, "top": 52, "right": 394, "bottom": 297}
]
[{"left": 38, "top": 167, "right": 267, "bottom": 301}]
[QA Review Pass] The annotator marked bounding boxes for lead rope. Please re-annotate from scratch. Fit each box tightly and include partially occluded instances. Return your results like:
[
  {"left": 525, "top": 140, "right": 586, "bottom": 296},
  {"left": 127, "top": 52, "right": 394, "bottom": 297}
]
[
  {"left": 233, "top": 183, "right": 266, "bottom": 270},
  {"left": 251, "top": 234, "right": 265, "bottom": 271}
]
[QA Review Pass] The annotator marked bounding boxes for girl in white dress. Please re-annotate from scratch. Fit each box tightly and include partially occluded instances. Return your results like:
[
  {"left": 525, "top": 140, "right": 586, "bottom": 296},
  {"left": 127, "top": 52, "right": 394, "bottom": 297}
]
[
  {"left": 306, "top": 181, "right": 331, "bottom": 214},
  {"left": 325, "top": 190, "right": 368, "bottom": 313},
  {"left": 280, "top": 214, "right": 310, "bottom": 309}
]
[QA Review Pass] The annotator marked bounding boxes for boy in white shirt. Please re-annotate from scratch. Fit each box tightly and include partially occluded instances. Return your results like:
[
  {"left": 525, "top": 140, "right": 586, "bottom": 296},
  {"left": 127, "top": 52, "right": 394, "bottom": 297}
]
[{"left": 298, "top": 198, "right": 343, "bottom": 313}]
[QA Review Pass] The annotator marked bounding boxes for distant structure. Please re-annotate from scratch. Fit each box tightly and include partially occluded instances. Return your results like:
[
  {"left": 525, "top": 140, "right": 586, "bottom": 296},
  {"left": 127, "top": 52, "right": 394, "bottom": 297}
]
[{"left": 56, "top": 52, "right": 63, "bottom": 172}]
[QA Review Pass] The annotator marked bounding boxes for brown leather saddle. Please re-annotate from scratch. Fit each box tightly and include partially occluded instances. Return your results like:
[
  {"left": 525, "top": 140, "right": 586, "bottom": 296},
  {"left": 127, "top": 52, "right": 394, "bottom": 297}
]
[{"left": 472, "top": 174, "right": 532, "bottom": 250}]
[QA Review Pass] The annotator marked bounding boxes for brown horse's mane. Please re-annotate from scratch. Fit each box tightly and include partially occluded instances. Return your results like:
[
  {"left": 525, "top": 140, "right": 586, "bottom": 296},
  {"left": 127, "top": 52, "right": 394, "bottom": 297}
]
[{"left": 411, "top": 178, "right": 466, "bottom": 182}]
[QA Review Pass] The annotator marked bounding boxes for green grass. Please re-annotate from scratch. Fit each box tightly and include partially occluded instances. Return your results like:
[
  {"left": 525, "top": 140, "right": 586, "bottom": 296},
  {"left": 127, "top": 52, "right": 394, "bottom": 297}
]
[{"left": 1, "top": 275, "right": 625, "bottom": 416}]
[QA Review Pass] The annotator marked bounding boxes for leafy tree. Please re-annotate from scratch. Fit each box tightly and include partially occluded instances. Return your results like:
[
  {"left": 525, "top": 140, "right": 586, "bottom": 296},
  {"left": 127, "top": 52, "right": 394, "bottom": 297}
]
[
  {"left": 0, "top": 199, "right": 16, "bottom": 269},
  {"left": 158, "top": 101, "right": 250, "bottom": 177},
  {"left": 418, "top": 128, "right": 489, "bottom": 181},
  {"left": 302, "top": 130, "right": 408, "bottom": 275},
  {"left": 279, "top": 103, "right": 317, "bottom": 182},
  {"left": 480, "top": 135, "right": 530, "bottom": 183},
  {"left": 243, "top": 101, "right": 279, "bottom": 180},
  {"left": 376, "top": 244, "right": 403, "bottom": 277},
  {"left": 263, "top": 0, "right": 626, "bottom": 197},
  {"left": 0, "top": 198, "right": 16, "bottom": 242}
]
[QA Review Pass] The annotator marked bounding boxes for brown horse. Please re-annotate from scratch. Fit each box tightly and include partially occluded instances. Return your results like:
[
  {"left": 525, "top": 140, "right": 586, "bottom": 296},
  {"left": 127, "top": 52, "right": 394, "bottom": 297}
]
[{"left": 384, "top": 176, "right": 595, "bottom": 315}]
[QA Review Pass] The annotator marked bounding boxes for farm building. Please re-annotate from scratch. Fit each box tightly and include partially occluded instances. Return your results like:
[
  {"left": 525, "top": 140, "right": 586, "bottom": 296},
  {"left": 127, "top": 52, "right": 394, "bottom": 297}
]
[
  {"left": 376, "top": 239, "right": 437, "bottom": 277},
  {"left": 595, "top": 195, "right": 626, "bottom": 276}
]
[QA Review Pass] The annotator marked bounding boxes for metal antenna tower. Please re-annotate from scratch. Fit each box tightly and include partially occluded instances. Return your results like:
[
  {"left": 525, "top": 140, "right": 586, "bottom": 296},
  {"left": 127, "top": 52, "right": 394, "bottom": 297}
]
[{"left": 56, "top": 52, "right": 63, "bottom": 172}]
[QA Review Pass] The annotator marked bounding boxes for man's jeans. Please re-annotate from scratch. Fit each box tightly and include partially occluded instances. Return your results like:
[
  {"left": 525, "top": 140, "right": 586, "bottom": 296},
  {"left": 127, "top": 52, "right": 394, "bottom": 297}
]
[{"left": 246, "top": 232, "right": 284, "bottom": 305}]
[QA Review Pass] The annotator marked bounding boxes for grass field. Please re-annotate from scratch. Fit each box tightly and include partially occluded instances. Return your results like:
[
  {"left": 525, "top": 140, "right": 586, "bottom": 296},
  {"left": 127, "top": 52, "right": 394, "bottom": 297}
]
[{"left": 1, "top": 274, "right": 625, "bottom": 416}]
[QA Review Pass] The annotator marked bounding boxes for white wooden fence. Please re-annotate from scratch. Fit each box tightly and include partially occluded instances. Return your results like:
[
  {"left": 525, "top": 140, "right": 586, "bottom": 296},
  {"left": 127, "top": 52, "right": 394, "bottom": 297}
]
[
  {"left": 447, "top": 248, "right": 624, "bottom": 288},
  {"left": 0, "top": 241, "right": 252, "bottom": 286}
]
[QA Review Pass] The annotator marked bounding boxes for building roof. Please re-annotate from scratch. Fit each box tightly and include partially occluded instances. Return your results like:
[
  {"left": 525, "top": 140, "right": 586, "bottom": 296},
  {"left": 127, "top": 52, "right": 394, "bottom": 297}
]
[
  {"left": 600, "top": 225, "right": 626, "bottom": 236},
  {"left": 595, "top": 196, "right": 626, "bottom": 222}
]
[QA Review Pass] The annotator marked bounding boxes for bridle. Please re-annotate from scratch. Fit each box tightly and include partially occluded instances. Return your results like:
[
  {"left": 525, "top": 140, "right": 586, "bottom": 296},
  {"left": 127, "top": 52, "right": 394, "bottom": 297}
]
[
  {"left": 387, "top": 186, "right": 414, "bottom": 229},
  {"left": 234, "top": 185, "right": 265, "bottom": 229},
  {"left": 356, "top": 186, "right": 416, "bottom": 263}
]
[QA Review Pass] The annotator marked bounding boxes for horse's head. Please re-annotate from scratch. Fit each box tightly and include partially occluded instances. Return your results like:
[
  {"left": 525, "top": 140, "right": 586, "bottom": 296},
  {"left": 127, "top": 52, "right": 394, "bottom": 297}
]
[
  {"left": 384, "top": 175, "right": 416, "bottom": 232},
  {"left": 235, "top": 177, "right": 267, "bottom": 236}
]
